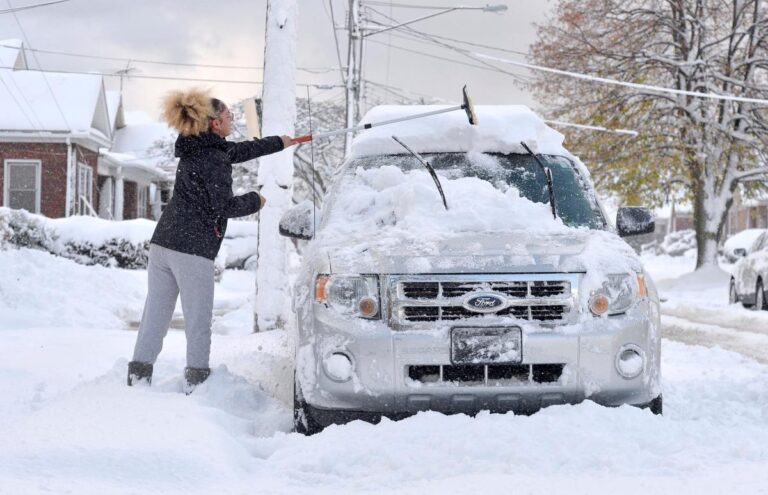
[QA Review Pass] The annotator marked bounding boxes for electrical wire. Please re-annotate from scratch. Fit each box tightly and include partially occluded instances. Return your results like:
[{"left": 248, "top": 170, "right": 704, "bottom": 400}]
[
  {"left": 0, "top": 42, "right": 336, "bottom": 73},
  {"left": 364, "top": 6, "right": 530, "bottom": 83},
  {"left": 326, "top": 0, "right": 347, "bottom": 83},
  {"left": 0, "top": 64, "right": 343, "bottom": 88},
  {"left": 7, "top": 0, "right": 72, "bottom": 130},
  {"left": 0, "top": 0, "right": 68, "bottom": 14}
]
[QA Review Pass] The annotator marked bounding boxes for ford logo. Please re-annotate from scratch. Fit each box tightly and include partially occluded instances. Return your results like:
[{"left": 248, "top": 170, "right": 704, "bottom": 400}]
[{"left": 463, "top": 293, "right": 507, "bottom": 313}]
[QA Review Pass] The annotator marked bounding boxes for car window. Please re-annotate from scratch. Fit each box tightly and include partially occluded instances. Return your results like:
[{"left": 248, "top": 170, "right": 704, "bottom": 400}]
[
  {"left": 343, "top": 153, "right": 606, "bottom": 229},
  {"left": 751, "top": 233, "right": 767, "bottom": 253}
]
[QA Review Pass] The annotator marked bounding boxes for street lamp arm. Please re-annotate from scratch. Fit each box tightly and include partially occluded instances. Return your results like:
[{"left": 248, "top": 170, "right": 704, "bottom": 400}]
[
  {"left": 362, "top": 4, "right": 506, "bottom": 38},
  {"left": 363, "top": 8, "right": 459, "bottom": 37}
]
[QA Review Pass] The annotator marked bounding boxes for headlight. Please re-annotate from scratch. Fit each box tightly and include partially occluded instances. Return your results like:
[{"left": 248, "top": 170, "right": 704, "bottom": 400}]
[
  {"left": 589, "top": 273, "right": 646, "bottom": 316},
  {"left": 315, "top": 274, "right": 380, "bottom": 319}
]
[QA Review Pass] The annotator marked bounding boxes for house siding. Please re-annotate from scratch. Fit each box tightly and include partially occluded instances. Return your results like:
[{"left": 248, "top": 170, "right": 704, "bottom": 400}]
[
  {"left": 1, "top": 142, "right": 67, "bottom": 217},
  {"left": 0, "top": 142, "right": 100, "bottom": 218}
]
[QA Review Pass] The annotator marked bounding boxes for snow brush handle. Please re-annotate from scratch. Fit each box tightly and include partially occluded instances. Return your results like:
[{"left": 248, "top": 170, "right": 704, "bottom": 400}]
[{"left": 294, "top": 135, "right": 313, "bottom": 143}]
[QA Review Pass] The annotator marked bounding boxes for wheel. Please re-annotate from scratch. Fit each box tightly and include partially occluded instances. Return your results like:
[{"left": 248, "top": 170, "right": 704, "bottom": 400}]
[
  {"left": 756, "top": 280, "right": 767, "bottom": 311},
  {"left": 729, "top": 278, "right": 739, "bottom": 305},
  {"left": 293, "top": 377, "right": 324, "bottom": 435}
]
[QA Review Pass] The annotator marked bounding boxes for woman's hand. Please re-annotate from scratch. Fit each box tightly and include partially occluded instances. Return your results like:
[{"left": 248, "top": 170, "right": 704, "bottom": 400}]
[{"left": 281, "top": 135, "right": 298, "bottom": 148}]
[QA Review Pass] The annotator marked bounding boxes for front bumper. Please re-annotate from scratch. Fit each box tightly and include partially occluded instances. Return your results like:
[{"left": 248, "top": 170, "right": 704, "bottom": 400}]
[{"left": 296, "top": 301, "right": 661, "bottom": 422}]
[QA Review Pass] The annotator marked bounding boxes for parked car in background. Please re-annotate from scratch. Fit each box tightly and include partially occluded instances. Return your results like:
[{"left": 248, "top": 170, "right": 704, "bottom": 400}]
[
  {"left": 730, "top": 229, "right": 768, "bottom": 309},
  {"left": 282, "top": 105, "right": 662, "bottom": 434},
  {"left": 722, "top": 229, "right": 765, "bottom": 263}
]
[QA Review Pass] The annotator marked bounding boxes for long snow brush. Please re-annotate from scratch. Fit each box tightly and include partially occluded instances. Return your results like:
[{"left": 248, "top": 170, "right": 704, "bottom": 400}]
[{"left": 294, "top": 85, "right": 478, "bottom": 144}]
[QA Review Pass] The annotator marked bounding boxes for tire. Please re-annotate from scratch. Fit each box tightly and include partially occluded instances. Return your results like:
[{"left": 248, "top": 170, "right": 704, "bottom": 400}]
[
  {"left": 293, "top": 377, "right": 324, "bottom": 435},
  {"left": 756, "top": 280, "right": 767, "bottom": 311},
  {"left": 729, "top": 278, "right": 739, "bottom": 305}
]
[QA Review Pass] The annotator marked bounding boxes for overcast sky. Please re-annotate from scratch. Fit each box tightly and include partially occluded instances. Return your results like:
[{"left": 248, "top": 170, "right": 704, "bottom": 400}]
[{"left": 0, "top": 0, "right": 555, "bottom": 129}]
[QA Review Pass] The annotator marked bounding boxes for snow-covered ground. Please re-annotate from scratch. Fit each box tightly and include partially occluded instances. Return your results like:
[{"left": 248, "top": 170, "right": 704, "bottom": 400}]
[{"left": 1, "top": 248, "right": 768, "bottom": 494}]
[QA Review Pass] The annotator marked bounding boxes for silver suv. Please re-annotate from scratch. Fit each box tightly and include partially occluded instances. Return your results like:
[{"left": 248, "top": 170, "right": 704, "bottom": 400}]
[{"left": 281, "top": 106, "right": 662, "bottom": 434}]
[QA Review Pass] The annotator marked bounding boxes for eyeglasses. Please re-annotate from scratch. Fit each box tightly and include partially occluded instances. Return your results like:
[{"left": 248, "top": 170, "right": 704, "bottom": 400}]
[{"left": 216, "top": 109, "right": 233, "bottom": 121}]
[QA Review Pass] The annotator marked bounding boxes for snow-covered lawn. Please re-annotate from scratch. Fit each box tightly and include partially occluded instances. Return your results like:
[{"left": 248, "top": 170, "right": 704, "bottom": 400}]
[{"left": 1, "top": 248, "right": 767, "bottom": 494}]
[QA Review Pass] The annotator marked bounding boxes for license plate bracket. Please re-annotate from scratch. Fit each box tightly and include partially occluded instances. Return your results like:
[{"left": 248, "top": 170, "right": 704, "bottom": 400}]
[{"left": 450, "top": 326, "right": 522, "bottom": 365}]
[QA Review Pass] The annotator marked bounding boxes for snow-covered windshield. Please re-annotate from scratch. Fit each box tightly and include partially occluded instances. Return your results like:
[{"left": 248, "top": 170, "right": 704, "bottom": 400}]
[{"left": 335, "top": 152, "right": 604, "bottom": 230}]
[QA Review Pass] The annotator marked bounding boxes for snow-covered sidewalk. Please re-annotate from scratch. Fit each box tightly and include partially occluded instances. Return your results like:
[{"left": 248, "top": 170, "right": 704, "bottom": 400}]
[{"left": 1, "top": 248, "right": 768, "bottom": 494}]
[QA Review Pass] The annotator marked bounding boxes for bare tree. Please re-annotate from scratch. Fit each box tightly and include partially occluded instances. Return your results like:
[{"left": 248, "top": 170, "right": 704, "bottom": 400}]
[{"left": 529, "top": 0, "right": 768, "bottom": 268}]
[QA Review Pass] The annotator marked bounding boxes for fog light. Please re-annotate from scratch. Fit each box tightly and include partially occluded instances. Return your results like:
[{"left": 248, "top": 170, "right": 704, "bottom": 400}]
[
  {"left": 615, "top": 345, "right": 645, "bottom": 379},
  {"left": 359, "top": 296, "right": 379, "bottom": 318},
  {"left": 589, "top": 293, "right": 610, "bottom": 315},
  {"left": 324, "top": 352, "right": 354, "bottom": 382}
]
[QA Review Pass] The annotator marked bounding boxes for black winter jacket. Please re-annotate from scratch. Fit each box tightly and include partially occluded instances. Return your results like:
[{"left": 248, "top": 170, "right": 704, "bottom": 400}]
[{"left": 151, "top": 132, "right": 284, "bottom": 260}]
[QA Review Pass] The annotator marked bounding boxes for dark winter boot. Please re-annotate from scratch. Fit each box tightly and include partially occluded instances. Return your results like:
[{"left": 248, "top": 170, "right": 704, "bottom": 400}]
[
  {"left": 184, "top": 367, "right": 211, "bottom": 395},
  {"left": 127, "top": 361, "right": 153, "bottom": 386}
]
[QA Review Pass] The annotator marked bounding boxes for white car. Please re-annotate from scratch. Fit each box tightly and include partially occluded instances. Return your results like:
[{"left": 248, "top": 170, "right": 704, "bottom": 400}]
[
  {"left": 282, "top": 105, "right": 662, "bottom": 434},
  {"left": 730, "top": 229, "right": 768, "bottom": 309}
]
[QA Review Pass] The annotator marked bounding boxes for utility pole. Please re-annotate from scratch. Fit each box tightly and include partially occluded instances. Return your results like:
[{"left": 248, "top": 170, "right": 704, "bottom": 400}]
[
  {"left": 255, "top": 0, "right": 298, "bottom": 332},
  {"left": 344, "top": 0, "right": 361, "bottom": 156},
  {"left": 342, "top": 2, "right": 507, "bottom": 156}
]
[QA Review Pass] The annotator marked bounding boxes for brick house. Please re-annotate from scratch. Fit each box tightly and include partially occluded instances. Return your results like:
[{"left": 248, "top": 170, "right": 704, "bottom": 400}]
[
  {"left": 0, "top": 39, "right": 171, "bottom": 220},
  {"left": 725, "top": 190, "right": 768, "bottom": 236}
]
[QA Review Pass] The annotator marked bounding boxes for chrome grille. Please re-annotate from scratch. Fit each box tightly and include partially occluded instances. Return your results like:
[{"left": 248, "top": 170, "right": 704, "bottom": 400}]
[
  {"left": 391, "top": 274, "right": 579, "bottom": 327},
  {"left": 401, "top": 280, "right": 570, "bottom": 300}
]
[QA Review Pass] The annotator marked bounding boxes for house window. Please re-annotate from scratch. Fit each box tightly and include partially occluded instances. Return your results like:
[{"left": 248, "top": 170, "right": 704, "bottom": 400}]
[
  {"left": 76, "top": 163, "right": 93, "bottom": 215},
  {"left": 3, "top": 160, "right": 41, "bottom": 213},
  {"left": 137, "top": 186, "right": 148, "bottom": 218}
]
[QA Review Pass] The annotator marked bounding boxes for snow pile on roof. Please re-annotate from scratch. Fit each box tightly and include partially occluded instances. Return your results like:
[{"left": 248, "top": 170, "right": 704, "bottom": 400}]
[
  {"left": 0, "top": 38, "right": 26, "bottom": 70},
  {"left": 0, "top": 39, "right": 104, "bottom": 134},
  {"left": 350, "top": 105, "right": 568, "bottom": 157},
  {"left": 105, "top": 111, "right": 177, "bottom": 178}
]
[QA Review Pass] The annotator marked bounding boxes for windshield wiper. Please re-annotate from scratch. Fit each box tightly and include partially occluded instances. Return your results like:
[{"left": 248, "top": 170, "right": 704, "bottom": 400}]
[
  {"left": 391, "top": 135, "right": 449, "bottom": 210},
  {"left": 520, "top": 141, "right": 557, "bottom": 219}
]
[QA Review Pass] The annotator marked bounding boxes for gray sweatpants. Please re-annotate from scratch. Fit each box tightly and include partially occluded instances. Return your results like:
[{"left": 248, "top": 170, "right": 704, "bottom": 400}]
[{"left": 132, "top": 244, "right": 215, "bottom": 368}]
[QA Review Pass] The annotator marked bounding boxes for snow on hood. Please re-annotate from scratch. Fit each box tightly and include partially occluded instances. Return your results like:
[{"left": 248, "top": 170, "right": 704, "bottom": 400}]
[
  {"left": 311, "top": 165, "right": 641, "bottom": 275},
  {"left": 350, "top": 105, "right": 568, "bottom": 158}
]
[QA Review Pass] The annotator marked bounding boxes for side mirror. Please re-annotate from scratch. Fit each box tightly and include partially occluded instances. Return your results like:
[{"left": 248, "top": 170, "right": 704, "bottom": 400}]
[
  {"left": 617, "top": 207, "right": 655, "bottom": 237},
  {"left": 279, "top": 200, "right": 320, "bottom": 240},
  {"left": 733, "top": 247, "right": 747, "bottom": 258}
]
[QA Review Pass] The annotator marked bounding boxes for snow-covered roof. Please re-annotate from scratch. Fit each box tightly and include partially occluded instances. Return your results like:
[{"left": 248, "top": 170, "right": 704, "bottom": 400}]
[
  {"left": 106, "top": 90, "right": 124, "bottom": 132},
  {"left": 102, "top": 111, "right": 176, "bottom": 181},
  {"left": 0, "top": 39, "right": 109, "bottom": 139},
  {"left": 350, "top": 105, "right": 568, "bottom": 158},
  {"left": 0, "top": 38, "right": 27, "bottom": 70}
]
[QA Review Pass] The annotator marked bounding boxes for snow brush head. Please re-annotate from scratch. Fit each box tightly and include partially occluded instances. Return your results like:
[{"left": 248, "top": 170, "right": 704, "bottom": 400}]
[
  {"left": 462, "top": 85, "right": 478, "bottom": 126},
  {"left": 161, "top": 88, "right": 216, "bottom": 136}
]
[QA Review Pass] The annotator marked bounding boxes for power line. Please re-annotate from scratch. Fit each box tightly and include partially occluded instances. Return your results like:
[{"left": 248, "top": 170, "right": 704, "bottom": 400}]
[
  {"left": 6, "top": 0, "right": 72, "bottom": 130},
  {"left": 364, "top": 6, "right": 528, "bottom": 57},
  {"left": 0, "top": 0, "right": 68, "bottom": 14},
  {"left": 0, "top": 65, "right": 343, "bottom": 88},
  {"left": 475, "top": 51, "right": 768, "bottom": 106},
  {"left": 364, "top": 6, "right": 529, "bottom": 84},
  {"left": 325, "top": 0, "right": 347, "bottom": 83},
  {"left": 0, "top": 71, "right": 43, "bottom": 132},
  {"left": 0, "top": 42, "right": 336, "bottom": 73},
  {"left": 365, "top": 36, "right": 530, "bottom": 82}
]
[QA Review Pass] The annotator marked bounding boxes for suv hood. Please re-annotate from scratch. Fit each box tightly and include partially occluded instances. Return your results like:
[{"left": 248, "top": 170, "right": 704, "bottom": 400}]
[{"left": 318, "top": 229, "right": 642, "bottom": 274}]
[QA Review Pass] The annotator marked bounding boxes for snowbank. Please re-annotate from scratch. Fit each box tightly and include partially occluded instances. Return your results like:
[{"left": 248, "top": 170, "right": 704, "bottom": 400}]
[{"left": 2, "top": 240, "right": 768, "bottom": 493}]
